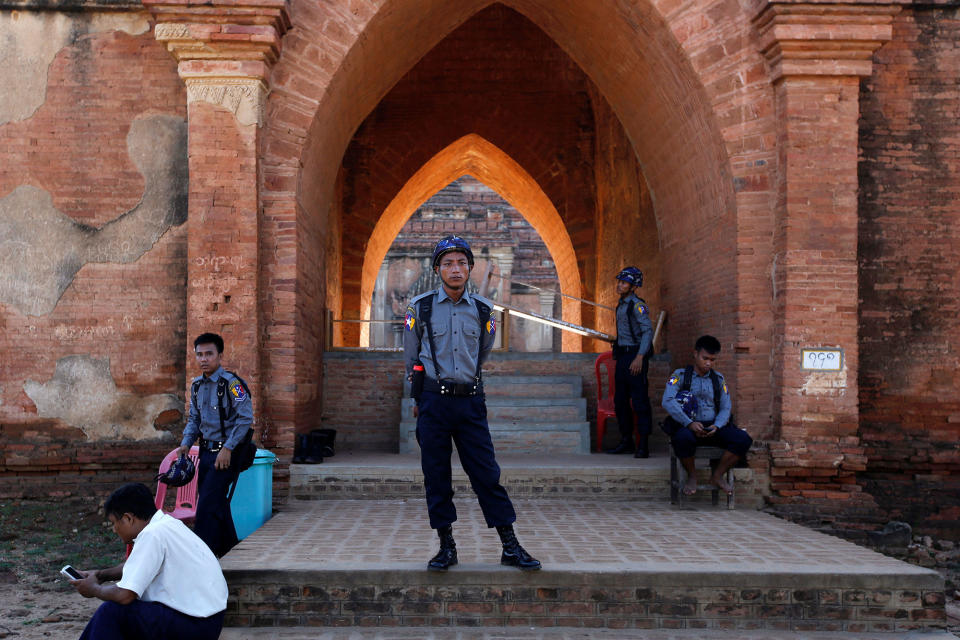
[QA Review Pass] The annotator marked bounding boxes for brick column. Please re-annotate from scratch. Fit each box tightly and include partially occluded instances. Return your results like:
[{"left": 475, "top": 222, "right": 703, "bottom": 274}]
[
  {"left": 753, "top": 2, "right": 898, "bottom": 509},
  {"left": 144, "top": 1, "right": 290, "bottom": 414}
]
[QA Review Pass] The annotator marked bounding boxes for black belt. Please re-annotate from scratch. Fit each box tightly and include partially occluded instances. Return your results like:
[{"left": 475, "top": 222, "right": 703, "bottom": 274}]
[
  {"left": 199, "top": 438, "right": 226, "bottom": 453},
  {"left": 423, "top": 378, "right": 482, "bottom": 397}
]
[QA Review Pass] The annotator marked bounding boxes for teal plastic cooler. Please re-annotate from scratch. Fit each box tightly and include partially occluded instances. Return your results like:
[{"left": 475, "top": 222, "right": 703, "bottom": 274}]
[{"left": 230, "top": 448, "right": 277, "bottom": 541}]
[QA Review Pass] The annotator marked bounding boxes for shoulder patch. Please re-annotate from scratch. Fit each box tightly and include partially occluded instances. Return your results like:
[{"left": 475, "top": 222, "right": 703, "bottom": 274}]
[
  {"left": 404, "top": 306, "right": 416, "bottom": 331},
  {"left": 636, "top": 302, "right": 648, "bottom": 315},
  {"left": 228, "top": 378, "right": 247, "bottom": 402},
  {"left": 486, "top": 316, "right": 496, "bottom": 335},
  {"left": 723, "top": 383, "right": 728, "bottom": 394},
  {"left": 668, "top": 375, "right": 679, "bottom": 386}
]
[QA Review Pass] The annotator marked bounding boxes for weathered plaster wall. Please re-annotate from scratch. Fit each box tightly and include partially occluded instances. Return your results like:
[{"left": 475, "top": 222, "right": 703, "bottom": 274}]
[{"left": 0, "top": 8, "right": 188, "bottom": 493}]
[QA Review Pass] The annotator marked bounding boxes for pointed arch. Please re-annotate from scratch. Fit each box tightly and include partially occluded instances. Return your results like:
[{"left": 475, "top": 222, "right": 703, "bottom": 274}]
[{"left": 360, "top": 134, "right": 582, "bottom": 351}]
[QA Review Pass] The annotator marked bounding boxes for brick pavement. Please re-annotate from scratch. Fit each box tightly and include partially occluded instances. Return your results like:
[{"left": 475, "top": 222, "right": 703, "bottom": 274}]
[
  {"left": 221, "top": 629, "right": 958, "bottom": 639},
  {"left": 223, "top": 498, "right": 933, "bottom": 574},
  {"left": 220, "top": 499, "right": 944, "bottom": 631}
]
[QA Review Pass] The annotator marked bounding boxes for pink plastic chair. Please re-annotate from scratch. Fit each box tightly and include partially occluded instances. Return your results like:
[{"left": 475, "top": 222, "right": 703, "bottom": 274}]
[{"left": 154, "top": 446, "right": 201, "bottom": 525}]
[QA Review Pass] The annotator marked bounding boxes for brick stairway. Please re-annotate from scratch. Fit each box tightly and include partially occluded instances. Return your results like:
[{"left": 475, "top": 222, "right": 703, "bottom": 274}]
[{"left": 398, "top": 375, "right": 592, "bottom": 454}]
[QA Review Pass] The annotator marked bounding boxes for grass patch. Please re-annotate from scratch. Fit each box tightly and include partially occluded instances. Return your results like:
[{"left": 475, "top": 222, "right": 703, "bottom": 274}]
[{"left": 0, "top": 498, "right": 123, "bottom": 589}]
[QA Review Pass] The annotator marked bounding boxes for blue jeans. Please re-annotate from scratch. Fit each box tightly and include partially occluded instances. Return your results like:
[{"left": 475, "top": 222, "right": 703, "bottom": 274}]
[{"left": 79, "top": 600, "right": 223, "bottom": 640}]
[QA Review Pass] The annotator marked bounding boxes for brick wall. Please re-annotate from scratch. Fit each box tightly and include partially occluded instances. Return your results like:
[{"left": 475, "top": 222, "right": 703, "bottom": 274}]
[
  {"left": 857, "top": 7, "right": 960, "bottom": 538},
  {"left": 320, "top": 351, "right": 679, "bottom": 452},
  {"left": 0, "top": 14, "right": 189, "bottom": 495}
]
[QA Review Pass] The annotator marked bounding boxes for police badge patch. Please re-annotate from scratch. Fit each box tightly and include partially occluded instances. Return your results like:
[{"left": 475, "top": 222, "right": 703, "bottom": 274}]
[
  {"left": 486, "top": 316, "right": 496, "bottom": 335},
  {"left": 404, "top": 306, "right": 416, "bottom": 331},
  {"left": 229, "top": 379, "right": 246, "bottom": 402},
  {"left": 637, "top": 303, "right": 647, "bottom": 315},
  {"left": 668, "top": 375, "right": 679, "bottom": 386}
]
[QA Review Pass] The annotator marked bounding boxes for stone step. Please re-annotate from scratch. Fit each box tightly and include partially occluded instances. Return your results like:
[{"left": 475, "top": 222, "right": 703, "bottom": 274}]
[
  {"left": 482, "top": 375, "right": 583, "bottom": 397},
  {"left": 221, "top": 628, "right": 959, "bottom": 639},
  {"left": 220, "top": 499, "right": 947, "bottom": 633},
  {"left": 402, "top": 396, "right": 586, "bottom": 421},
  {"left": 398, "top": 420, "right": 591, "bottom": 454},
  {"left": 291, "top": 453, "right": 763, "bottom": 509}
]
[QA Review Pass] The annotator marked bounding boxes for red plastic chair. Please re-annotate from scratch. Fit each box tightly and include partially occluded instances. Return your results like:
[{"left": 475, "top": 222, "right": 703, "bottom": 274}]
[
  {"left": 154, "top": 446, "right": 201, "bottom": 525},
  {"left": 594, "top": 351, "right": 641, "bottom": 452},
  {"left": 595, "top": 352, "right": 616, "bottom": 452}
]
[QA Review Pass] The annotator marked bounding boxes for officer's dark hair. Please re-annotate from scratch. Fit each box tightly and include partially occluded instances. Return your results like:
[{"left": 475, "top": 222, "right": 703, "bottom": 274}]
[
  {"left": 194, "top": 332, "right": 224, "bottom": 353},
  {"left": 104, "top": 483, "right": 157, "bottom": 522},
  {"left": 694, "top": 335, "right": 721, "bottom": 355}
]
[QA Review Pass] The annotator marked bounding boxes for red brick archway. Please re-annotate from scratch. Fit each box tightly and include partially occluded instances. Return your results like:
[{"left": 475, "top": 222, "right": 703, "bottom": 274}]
[
  {"left": 259, "top": 0, "right": 775, "bottom": 444},
  {"left": 359, "top": 134, "right": 583, "bottom": 351}
]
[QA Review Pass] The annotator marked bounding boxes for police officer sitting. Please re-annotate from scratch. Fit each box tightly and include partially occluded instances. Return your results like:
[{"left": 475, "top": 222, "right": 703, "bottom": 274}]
[
  {"left": 661, "top": 335, "right": 752, "bottom": 496},
  {"left": 606, "top": 266, "right": 654, "bottom": 458},
  {"left": 177, "top": 333, "right": 253, "bottom": 558},
  {"left": 403, "top": 235, "right": 540, "bottom": 572}
]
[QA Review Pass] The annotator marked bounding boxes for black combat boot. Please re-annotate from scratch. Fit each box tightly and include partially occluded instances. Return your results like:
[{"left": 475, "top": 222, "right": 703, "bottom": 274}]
[
  {"left": 605, "top": 437, "right": 634, "bottom": 455},
  {"left": 633, "top": 435, "right": 649, "bottom": 459},
  {"left": 293, "top": 433, "right": 322, "bottom": 464},
  {"left": 496, "top": 525, "right": 541, "bottom": 570},
  {"left": 428, "top": 526, "right": 457, "bottom": 571}
]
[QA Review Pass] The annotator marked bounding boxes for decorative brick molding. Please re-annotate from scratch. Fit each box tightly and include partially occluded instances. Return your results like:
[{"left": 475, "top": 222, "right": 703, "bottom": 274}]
[{"left": 754, "top": 3, "right": 901, "bottom": 80}]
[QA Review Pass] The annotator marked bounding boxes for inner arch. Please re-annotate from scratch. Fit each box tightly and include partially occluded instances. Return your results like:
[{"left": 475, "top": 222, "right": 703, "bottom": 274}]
[{"left": 360, "top": 134, "right": 582, "bottom": 351}]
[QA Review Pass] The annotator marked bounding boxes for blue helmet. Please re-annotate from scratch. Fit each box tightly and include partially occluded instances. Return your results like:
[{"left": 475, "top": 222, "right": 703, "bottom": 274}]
[
  {"left": 616, "top": 266, "right": 643, "bottom": 288},
  {"left": 156, "top": 454, "right": 195, "bottom": 488},
  {"left": 675, "top": 390, "right": 699, "bottom": 421},
  {"left": 431, "top": 235, "right": 474, "bottom": 269}
]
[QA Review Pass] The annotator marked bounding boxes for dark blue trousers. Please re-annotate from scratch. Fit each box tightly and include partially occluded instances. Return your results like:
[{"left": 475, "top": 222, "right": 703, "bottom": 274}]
[
  {"left": 614, "top": 346, "right": 652, "bottom": 439},
  {"left": 78, "top": 600, "right": 223, "bottom": 640},
  {"left": 416, "top": 391, "right": 516, "bottom": 529},
  {"left": 195, "top": 449, "right": 239, "bottom": 558},
  {"left": 670, "top": 423, "right": 753, "bottom": 459}
]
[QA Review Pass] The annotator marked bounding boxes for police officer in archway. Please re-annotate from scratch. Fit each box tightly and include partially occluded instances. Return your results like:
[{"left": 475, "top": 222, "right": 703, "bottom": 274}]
[
  {"left": 403, "top": 235, "right": 540, "bottom": 572},
  {"left": 606, "top": 266, "right": 654, "bottom": 458}
]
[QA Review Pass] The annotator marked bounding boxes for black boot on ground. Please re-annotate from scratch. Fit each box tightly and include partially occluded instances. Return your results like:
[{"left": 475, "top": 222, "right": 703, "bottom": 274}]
[
  {"left": 496, "top": 525, "right": 541, "bottom": 570},
  {"left": 428, "top": 526, "right": 458, "bottom": 571},
  {"left": 605, "top": 438, "right": 634, "bottom": 455},
  {"left": 633, "top": 436, "right": 650, "bottom": 459},
  {"left": 293, "top": 433, "right": 323, "bottom": 464}
]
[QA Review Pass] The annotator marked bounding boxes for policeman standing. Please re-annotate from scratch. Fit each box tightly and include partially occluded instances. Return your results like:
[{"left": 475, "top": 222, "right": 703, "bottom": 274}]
[
  {"left": 403, "top": 235, "right": 540, "bottom": 572},
  {"left": 606, "top": 266, "right": 654, "bottom": 458},
  {"left": 178, "top": 333, "right": 253, "bottom": 558}
]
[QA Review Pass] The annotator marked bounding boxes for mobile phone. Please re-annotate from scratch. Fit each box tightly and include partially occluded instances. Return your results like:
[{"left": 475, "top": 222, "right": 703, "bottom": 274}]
[{"left": 60, "top": 565, "right": 83, "bottom": 580}]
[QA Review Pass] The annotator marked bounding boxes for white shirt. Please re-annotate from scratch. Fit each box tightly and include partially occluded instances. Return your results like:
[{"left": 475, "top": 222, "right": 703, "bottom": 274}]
[{"left": 117, "top": 511, "right": 228, "bottom": 618}]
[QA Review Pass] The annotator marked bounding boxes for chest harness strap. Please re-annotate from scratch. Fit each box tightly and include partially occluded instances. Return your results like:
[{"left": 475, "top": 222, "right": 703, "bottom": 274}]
[{"left": 420, "top": 293, "right": 491, "bottom": 393}]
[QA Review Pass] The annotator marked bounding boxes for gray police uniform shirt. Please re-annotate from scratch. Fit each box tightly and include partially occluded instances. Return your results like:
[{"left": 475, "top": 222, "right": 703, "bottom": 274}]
[
  {"left": 616, "top": 292, "right": 653, "bottom": 354},
  {"left": 662, "top": 368, "right": 732, "bottom": 428},
  {"left": 181, "top": 366, "right": 254, "bottom": 451},
  {"left": 403, "top": 288, "right": 496, "bottom": 384}
]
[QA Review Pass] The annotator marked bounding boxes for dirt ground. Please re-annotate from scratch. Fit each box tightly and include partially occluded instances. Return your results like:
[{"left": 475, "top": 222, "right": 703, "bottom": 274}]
[{"left": 0, "top": 498, "right": 957, "bottom": 639}]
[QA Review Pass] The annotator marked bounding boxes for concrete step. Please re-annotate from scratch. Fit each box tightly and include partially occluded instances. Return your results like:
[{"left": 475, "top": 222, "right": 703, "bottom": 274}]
[
  {"left": 398, "top": 419, "right": 591, "bottom": 455},
  {"left": 482, "top": 375, "right": 583, "bottom": 397},
  {"left": 291, "top": 453, "right": 762, "bottom": 508},
  {"left": 222, "top": 628, "right": 959, "bottom": 639},
  {"left": 402, "top": 396, "right": 586, "bottom": 421},
  {"left": 220, "top": 499, "right": 947, "bottom": 633}
]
